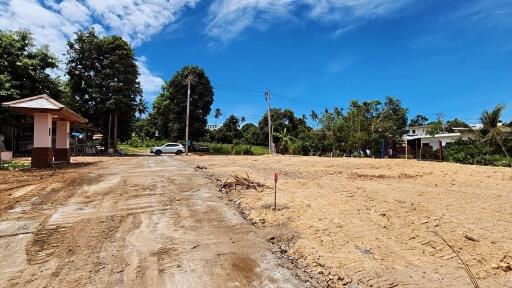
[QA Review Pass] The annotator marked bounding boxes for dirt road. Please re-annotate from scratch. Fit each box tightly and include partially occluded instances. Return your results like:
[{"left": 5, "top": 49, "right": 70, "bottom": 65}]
[{"left": 0, "top": 156, "right": 303, "bottom": 287}]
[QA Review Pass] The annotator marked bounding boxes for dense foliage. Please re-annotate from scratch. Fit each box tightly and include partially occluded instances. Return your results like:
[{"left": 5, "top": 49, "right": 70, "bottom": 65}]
[
  {"left": 0, "top": 30, "right": 63, "bottom": 125},
  {"left": 151, "top": 65, "right": 214, "bottom": 141},
  {"left": 409, "top": 114, "right": 429, "bottom": 126},
  {"left": 306, "top": 97, "right": 408, "bottom": 156},
  {"left": 445, "top": 139, "right": 512, "bottom": 167},
  {"left": 66, "top": 29, "right": 142, "bottom": 150},
  {"left": 195, "top": 96, "right": 408, "bottom": 157}
]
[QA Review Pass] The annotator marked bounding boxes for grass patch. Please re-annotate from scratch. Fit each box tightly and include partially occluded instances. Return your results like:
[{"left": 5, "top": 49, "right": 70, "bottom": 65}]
[
  {"left": 118, "top": 144, "right": 149, "bottom": 154},
  {"left": 0, "top": 160, "right": 30, "bottom": 170},
  {"left": 206, "top": 143, "right": 268, "bottom": 155},
  {"left": 251, "top": 145, "right": 269, "bottom": 155},
  {"left": 121, "top": 141, "right": 268, "bottom": 156}
]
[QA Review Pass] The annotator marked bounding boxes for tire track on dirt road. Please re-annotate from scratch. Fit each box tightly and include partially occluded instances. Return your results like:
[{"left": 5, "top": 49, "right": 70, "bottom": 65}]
[{"left": 0, "top": 156, "right": 303, "bottom": 287}]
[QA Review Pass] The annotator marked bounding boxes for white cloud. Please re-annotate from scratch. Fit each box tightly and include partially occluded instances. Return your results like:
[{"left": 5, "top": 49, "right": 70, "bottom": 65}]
[
  {"left": 59, "top": 0, "right": 92, "bottom": 24},
  {"left": 84, "top": 0, "right": 198, "bottom": 45},
  {"left": 0, "top": 0, "right": 195, "bottom": 98},
  {"left": 137, "top": 56, "right": 165, "bottom": 103},
  {"left": 206, "top": 0, "right": 413, "bottom": 43},
  {"left": 451, "top": 0, "right": 512, "bottom": 29},
  {"left": 206, "top": 0, "right": 294, "bottom": 44},
  {"left": 0, "top": 0, "right": 84, "bottom": 57}
]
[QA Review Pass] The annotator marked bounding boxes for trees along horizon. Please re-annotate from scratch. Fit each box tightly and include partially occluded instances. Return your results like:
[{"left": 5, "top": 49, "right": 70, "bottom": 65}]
[
  {"left": 309, "top": 96, "right": 408, "bottom": 157},
  {"left": 66, "top": 28, "right": 142, "bottom": 152},
  {"left": 2, "top": 30, "right": 509, "bottom": 160}
]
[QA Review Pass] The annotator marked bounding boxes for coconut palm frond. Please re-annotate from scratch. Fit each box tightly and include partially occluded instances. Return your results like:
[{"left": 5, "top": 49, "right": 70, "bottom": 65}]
[{"left": 478, "top": 104, "right": 509, "bottom": 157}]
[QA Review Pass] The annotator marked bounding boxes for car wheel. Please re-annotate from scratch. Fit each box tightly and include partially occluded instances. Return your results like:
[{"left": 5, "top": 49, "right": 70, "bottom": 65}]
[
  {"left": 175, "top": 150, "right": 183, "bottom": 155},
  {"left": 155, "top": 150, "right": 162, "bottom": 156}
]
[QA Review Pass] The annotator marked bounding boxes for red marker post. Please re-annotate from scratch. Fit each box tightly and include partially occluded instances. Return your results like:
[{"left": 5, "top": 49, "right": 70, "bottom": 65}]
[{"left": 273, "top": 172, "right": 278, "bottom": 210}]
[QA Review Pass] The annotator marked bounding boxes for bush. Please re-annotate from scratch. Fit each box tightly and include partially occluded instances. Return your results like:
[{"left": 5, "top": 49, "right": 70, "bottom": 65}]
[
  {"left": 0, "top": 160, "right": 30, "bottom": 170},
  {"left": 208, "top": 143, "right": 233, "bottom": 154},
  {"left": 444, "top": 139, "right": 512, "bottom": 167},
  {"left": 126, "top": 139, "right": 168, "bottom": 148},
  {"left": 233, "top": 145, "right": 253, "bottom": 155},
  {"left": 208, "top": 143, "right": 254, "bottom": 155}
]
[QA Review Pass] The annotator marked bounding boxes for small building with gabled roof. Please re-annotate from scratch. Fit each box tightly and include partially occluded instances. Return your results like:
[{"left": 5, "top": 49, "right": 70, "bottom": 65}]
[{"left": 2, "top": 94, "right": 88, "bottom": 168}]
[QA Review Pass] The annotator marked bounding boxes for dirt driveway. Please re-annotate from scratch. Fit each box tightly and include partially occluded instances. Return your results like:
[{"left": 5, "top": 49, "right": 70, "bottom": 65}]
[{"left": 0, "top": 156, "right": 303, "bottom": 287}]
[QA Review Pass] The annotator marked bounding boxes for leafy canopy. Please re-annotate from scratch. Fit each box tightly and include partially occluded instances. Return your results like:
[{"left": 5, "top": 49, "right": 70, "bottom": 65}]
[
  {"left": 151, "top": 65, "right": 214, "bottom": 141},
  {"left": 0, "top": 30, "right": 63, "bottom": 124},
  {"left": 66, "top": 28, "right": 142, "bottom": 142}
]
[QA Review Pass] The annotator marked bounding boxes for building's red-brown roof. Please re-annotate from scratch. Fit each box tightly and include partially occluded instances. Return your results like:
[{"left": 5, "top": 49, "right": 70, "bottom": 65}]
[{"left": 2, "top": 94, "right": 87, "bottom": 124}]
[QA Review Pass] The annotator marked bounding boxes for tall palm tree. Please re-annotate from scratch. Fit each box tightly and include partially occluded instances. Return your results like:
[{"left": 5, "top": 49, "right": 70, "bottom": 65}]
[
  {"left": 136, "top": 96, "right": 148, "bottom": 119},
  {"left": 310, "top": 110, "right": 319, "bottom": 127},
  {"left": 214, "top": 108, "right": 222, "bottom": 126},
  {"left": 479, "top": 104, "right": 509, "bottom": 157}
]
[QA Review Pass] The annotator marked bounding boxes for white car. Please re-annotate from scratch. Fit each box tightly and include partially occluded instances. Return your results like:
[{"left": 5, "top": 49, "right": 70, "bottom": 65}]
[{"left": 150, "top": 143, "right": 185, "bottom": 156}]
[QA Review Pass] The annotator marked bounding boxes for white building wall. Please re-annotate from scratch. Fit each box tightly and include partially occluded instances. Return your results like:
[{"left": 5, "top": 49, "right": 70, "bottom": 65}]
[
  {"left": 34, "top": 113, "right": 52, "bottom": 148},
  {"left": 56, "top": 121, "right": 70, "bottom": 149}
]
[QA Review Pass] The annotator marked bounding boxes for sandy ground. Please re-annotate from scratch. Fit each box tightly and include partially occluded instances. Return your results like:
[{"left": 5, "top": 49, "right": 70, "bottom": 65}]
[
  {"left": 182, "top": 155, "right": 512, "bottom": 288},
  {"left": 0, "top": 156, "right": 303, "bottom": 287}
]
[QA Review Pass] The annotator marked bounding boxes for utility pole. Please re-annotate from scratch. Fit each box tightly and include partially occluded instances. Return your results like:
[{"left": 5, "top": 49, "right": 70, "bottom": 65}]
[
  {"left": 265, "top": 90, "right": 273, "bottom": 155},
  {"left": 185, "top": 75, "right": 193, "bottom": 155}
]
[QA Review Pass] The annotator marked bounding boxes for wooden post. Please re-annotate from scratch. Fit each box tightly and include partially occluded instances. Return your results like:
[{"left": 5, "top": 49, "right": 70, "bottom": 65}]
[
  {"left": 438, "top": 140, "right": 443, "bottom": 162},
  {"left": 113, "top": 112, "right": 118, "bottom": 153}
]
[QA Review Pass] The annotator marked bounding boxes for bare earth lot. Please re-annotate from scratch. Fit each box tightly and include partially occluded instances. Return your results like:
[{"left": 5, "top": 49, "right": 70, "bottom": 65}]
[
  {"left": 183, "top": 155, "right": 512, "bottom": 287},
  {"left": 0, "top": 156, "right": 301, "bottom": 287}
]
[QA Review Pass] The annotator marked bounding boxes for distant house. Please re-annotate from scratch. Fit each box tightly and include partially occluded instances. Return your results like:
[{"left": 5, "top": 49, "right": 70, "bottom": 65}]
[
  {"left": 206, "top": 124, "right": 219, "bottom": 131},
  {"left": 405, "top": 125, "right": 478, "bottom": 147},
  {"left": 404, "top": 123, "right": 512, "bottom": 157},
  {"left": 401, "top": 124, "right": 482, "bottom": 158}
]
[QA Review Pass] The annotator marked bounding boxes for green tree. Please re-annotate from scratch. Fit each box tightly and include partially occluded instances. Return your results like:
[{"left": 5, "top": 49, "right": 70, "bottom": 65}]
[
  {"left": 214, "top": 114, "right": 242, "bottom": 143},
  {"left": 258, "top": 108, "right": 311, "bottom": 141},
  {"left": 136, "top": 96, "right": 148, "bottom": 119},
  {"left": 479, "top": 104, "right": 509, "bottom": 157},
  {"left": 310, "top": 110, "right": 319, "bottom": 127},
  {"left": 214, "top": 108, "right": 222, "bottom": 125},
  {"left": 0, "top": 30, "right": 63, "bottom": 124},
  {"left": 409, "top": 114, "right": 429, "bottom": 126},
  {"left": 376, "top": 97, "right": 408, "bottom": 145},
  {"left": 274, "top": 127, "right": 295, "bottom": 154},
  {"left": 426, "top": 121, "right": 443, "bottom": 137},
  {"left": 446, "top": 118, "right": 469, "bottom": 132},
  {"left": 67, "top": 29, "right": 141, "bottom": 151},
  {"left": 152, "top": 65, "right": 213, "bottom": 141},
  {"left": 241, "top": 123, "right": 260, "bottom": 145},
  {"left": 314, "top": 97, "right": 407, "bottom": 157}
]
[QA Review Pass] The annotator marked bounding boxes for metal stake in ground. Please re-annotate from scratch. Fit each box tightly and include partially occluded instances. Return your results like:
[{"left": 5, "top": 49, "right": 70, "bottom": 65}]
[{"left": 273, "top": 172, "right": 278, "bottom": 210}]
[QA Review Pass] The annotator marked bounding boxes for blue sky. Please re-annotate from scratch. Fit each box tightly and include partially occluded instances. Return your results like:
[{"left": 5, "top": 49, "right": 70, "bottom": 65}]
[{"left": 1, "top": 0, "right": 511, "bottom": 124}]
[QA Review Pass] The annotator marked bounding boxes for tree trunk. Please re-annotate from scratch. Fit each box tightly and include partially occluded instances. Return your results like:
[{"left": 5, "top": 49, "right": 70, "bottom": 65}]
[
  {"left": 107, "top": 113, "right": 111, "bottom": 153},
  {"left": 419, "top": 139, "right": 423, "bottom": 160},
  {"left": 113, "top": 112, "right": 118, "bottom": 153}
]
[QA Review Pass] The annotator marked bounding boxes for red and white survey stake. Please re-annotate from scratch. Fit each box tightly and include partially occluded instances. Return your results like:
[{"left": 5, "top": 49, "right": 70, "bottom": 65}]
[{"left": 273, "top": 172, "right": 278, "bottom": 210}]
